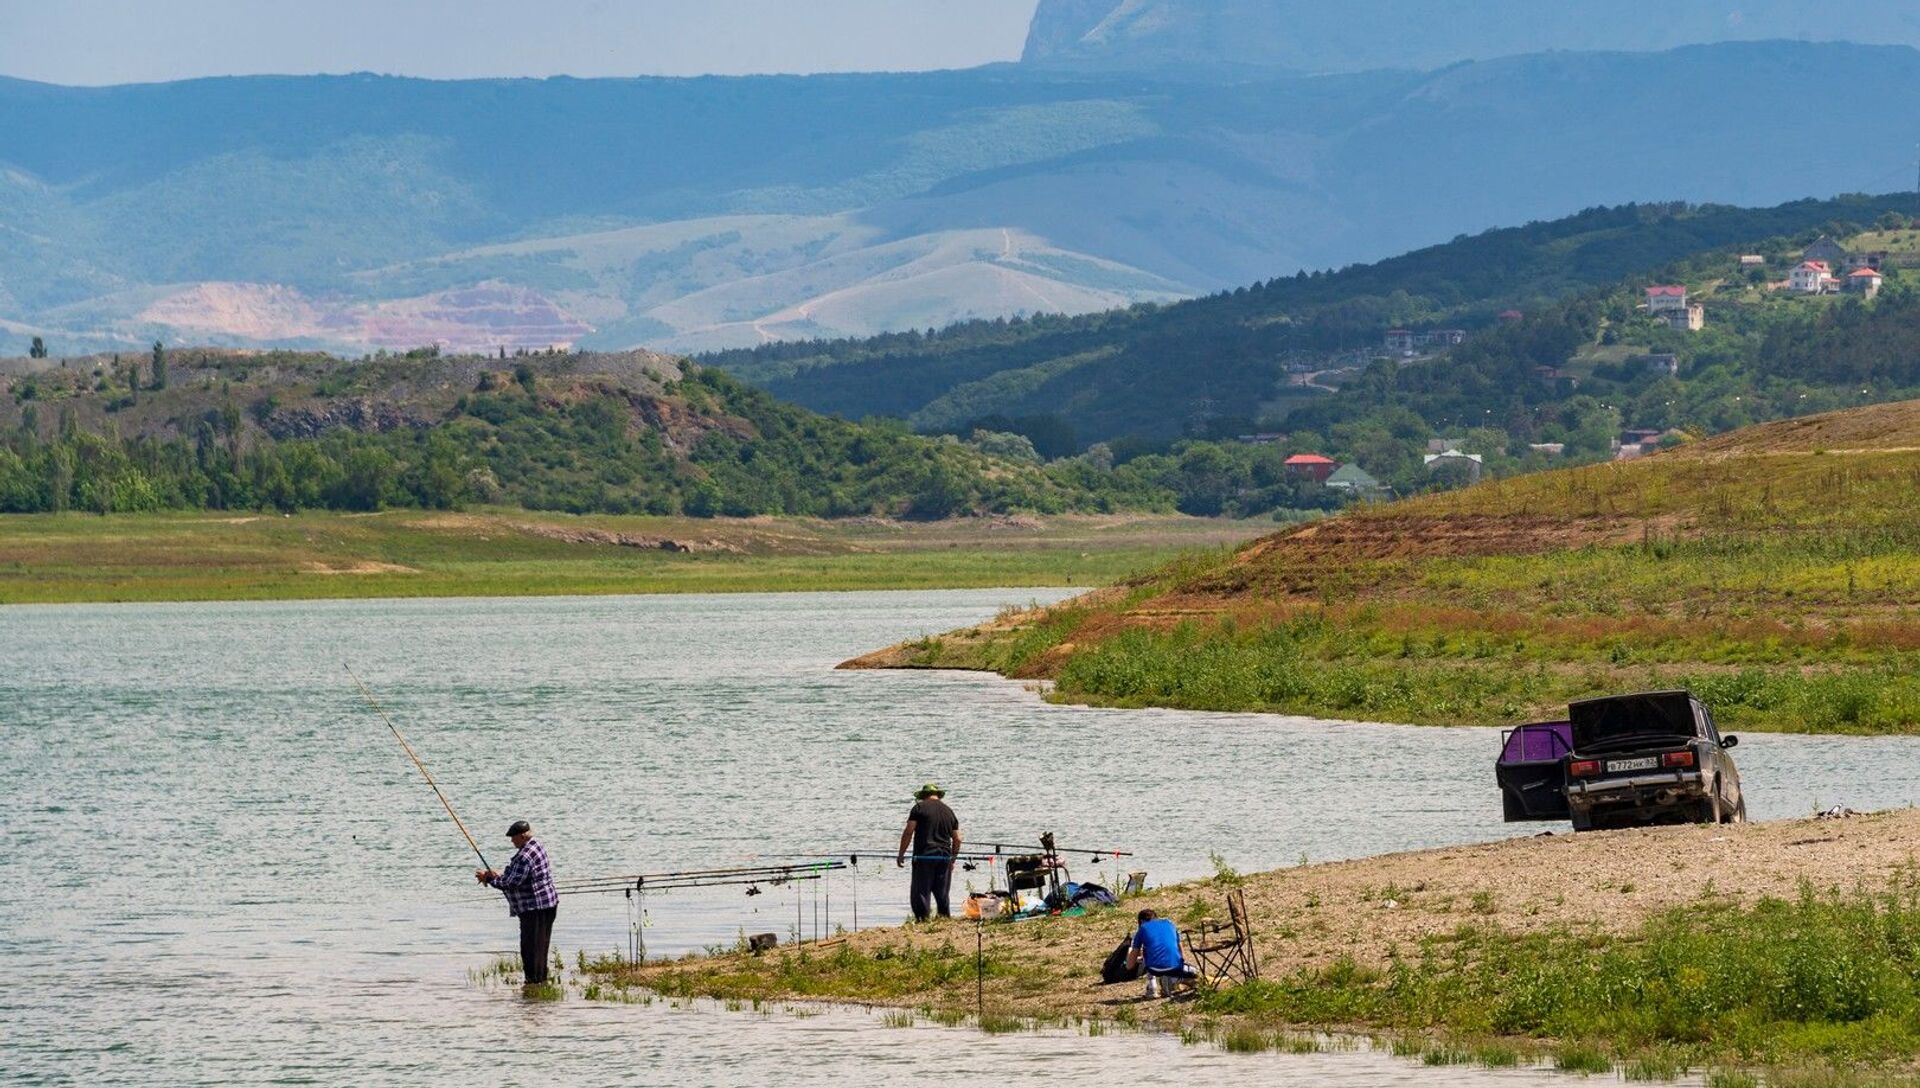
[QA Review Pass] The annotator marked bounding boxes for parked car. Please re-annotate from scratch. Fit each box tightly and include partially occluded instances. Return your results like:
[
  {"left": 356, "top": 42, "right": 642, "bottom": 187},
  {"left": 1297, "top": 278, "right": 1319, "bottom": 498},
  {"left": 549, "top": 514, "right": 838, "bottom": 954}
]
[{"left": 1496, "top": 690, "right": 1745, "bottom": 831}]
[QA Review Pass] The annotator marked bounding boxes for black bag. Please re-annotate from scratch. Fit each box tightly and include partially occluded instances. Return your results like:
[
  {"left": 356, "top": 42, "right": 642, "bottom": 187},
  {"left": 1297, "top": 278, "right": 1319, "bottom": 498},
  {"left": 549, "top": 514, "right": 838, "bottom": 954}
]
[{"left": 1101, "top": 937, "right": 1142, "bottom": 984}]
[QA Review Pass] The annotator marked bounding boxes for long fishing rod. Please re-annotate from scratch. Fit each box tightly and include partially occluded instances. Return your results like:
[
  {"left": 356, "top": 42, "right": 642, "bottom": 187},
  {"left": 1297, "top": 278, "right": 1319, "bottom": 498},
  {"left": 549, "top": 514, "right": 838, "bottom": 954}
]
[
  {"left": 560, "top": 873, "right": 828, "bottom": 898},
  {"left": 347, "top": 665, "right": 490, "bottom": 872},
  {"left": 552, "top": 861, "right": 844, "bottom": 894},
  {"left": 764, "top": 842, "right": 1136, "bottom": 863},
  {"left": 555, "top": 860, "right": 842, "bottom": 888}
]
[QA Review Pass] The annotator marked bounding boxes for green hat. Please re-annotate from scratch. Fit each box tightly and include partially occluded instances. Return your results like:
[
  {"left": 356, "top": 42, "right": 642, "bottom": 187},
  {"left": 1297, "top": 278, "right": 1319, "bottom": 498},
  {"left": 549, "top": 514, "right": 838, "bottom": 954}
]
[{"left": 915, "top": 783, "right": 945, "bottom": 799}]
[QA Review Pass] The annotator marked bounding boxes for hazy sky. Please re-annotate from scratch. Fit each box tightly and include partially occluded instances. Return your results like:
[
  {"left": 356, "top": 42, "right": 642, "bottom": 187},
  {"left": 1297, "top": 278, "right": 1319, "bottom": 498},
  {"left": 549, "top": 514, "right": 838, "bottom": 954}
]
[{"left": 0, "top": 0, "right": 1043, "bottom": 85}]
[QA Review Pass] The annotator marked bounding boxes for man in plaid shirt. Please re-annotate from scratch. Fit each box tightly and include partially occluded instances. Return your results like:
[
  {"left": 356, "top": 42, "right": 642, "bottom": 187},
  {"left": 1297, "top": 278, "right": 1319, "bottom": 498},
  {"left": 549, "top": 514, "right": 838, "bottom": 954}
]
[{"left": 476, "top": 820, "right": 559, "bottom": 986}]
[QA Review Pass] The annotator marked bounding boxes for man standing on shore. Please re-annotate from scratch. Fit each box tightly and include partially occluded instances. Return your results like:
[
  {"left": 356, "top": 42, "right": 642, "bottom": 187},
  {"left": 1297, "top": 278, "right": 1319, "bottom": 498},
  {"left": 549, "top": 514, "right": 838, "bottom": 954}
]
[
  {"left": 476, "top": 820, "right": 559, "bottom": 987},
  {"left": 896, "top": 783, "right": 961, "bottom": 922}
]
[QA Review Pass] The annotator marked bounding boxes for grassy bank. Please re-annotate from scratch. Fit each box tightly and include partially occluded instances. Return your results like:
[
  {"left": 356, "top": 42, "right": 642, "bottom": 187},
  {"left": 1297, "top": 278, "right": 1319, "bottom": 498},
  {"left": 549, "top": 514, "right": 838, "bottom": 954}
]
[
  {"left": 847, "top": 401, "right": 1920, "bottom": 734},
  {"left": 584, "top": 810, "right": 1920, "bottom": 1083},
  {"left": 0, "top": 509, "right": 1266, "bottom": 605}
]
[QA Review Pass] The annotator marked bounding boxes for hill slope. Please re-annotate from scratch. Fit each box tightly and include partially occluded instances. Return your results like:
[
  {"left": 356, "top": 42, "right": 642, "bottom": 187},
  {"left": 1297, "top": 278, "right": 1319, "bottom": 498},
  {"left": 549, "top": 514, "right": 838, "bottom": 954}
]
[
  {"left": 0, "top": 349, "right": 1172, "bottom": 518},
  {"left": 846, "top": 399, "right": 1920, "bottom": 734},
  {"left": 711, "top": 193, "right": 1920, "bottom": 447},
  {"left": 7, "top": 41, "right": 1920, "bottom": 355}
]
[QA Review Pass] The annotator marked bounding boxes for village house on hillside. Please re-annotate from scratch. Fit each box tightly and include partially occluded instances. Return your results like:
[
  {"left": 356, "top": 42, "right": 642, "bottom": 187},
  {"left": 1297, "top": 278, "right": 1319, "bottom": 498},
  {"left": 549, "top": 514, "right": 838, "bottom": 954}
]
[
  {"left": 1325, "top": 462, "right": 1387, "bottom": 497},
  {"left": 1790, "top": 260, "right": 1835, "bottom": 294},
  {"left": 1284, "top": 453, "right": 1339, "bottom": 482},
  {"left": 1804, "top": 236, "right": 1849, "bottom": 266},
  {"left": 1846, "top": 267, "right": 1885, "bottom": 299},
  {"left": 1644, "top": 285, "right": 1705, "bottom": 332},
  {"left": 1787, "top": 237, "right": 1890, "bottom": 295},
  {"left": 1424, "top": 450, "right": 1484, "bottom": 484},
  {"left": 1383, "top": 328, "right": 1467, "bottom": 356}
]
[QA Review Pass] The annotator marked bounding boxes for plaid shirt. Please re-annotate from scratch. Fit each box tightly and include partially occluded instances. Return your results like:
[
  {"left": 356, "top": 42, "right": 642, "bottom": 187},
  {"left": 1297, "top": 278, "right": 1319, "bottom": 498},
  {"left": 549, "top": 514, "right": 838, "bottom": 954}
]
[{"left": 489, "top": 838, "right": 558, "bottom": 916}]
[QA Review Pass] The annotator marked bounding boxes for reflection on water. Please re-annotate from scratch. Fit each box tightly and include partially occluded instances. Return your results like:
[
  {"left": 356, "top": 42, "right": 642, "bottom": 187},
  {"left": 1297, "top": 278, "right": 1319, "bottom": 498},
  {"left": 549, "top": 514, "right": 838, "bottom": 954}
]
[{"left": 4, "top": 589, "right": 1908, "bottom": 1085}]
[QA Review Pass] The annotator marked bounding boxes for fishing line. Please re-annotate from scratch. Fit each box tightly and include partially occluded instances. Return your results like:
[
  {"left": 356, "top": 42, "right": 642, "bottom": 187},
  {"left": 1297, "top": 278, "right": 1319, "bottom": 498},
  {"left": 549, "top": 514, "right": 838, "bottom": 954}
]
[{"left": 347, "top": 664, "right": 490, "bottom": 871}]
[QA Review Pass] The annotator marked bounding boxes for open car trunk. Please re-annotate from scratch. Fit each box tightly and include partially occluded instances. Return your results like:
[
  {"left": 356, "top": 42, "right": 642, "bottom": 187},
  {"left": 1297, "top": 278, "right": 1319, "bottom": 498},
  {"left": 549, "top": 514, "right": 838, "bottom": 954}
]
[
  {"left": 1496, "top": 721, "right": 1573, "bottom": 821},
  {"left": 1569, "top": 691, "right": 1696, "bottom": 752}
]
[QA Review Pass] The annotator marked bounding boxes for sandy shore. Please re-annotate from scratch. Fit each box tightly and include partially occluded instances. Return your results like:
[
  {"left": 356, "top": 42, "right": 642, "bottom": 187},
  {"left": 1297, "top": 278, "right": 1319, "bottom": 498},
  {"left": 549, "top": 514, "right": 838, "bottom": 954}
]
[{"left": 615, "top": 807, "right": 1920, "bottom": 1022}]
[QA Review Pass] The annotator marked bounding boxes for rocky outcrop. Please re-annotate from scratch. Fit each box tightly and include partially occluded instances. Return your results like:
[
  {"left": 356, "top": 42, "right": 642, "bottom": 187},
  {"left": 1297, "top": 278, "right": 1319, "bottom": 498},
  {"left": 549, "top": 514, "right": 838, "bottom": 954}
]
[{"left": 263, "top": 399, "right": 430, "bottom": 439}]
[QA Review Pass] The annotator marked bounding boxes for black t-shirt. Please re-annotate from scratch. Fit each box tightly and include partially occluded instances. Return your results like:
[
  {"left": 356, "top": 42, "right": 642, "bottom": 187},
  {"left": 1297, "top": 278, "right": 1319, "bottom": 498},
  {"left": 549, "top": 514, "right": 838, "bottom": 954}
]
[{"left": 907, "top": 798, "right": 959, "bottom": 857}]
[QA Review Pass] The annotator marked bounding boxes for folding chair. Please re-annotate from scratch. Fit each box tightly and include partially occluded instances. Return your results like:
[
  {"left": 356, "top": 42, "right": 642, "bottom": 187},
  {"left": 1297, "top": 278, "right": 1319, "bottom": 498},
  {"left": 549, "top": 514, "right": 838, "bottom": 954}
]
[
  {"left": 1182, "top": 887, "right": 1259, "bottom": 988},
  {"left": 1121, "top": 871, "right": 1147, "bottom": 897}
]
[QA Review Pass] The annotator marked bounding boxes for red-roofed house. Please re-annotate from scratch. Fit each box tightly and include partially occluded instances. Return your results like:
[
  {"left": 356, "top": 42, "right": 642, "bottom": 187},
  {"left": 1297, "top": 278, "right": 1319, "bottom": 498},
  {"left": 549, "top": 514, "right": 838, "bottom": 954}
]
[
  {"left": 1791, "top": 261, "right": 1834, "bottom": 294},
  {"left": 1846, "top": 268, "right": 1885, "bottom": 299},
  {"left": 1498, "top": 309, "right": 1524, "bottom": 323},
  {"left": 1284, "top": 453, "right": 1339, "bottom": 483},
  {"left": 1645, "top": 285, "right": 1689, "bottom": 314}
]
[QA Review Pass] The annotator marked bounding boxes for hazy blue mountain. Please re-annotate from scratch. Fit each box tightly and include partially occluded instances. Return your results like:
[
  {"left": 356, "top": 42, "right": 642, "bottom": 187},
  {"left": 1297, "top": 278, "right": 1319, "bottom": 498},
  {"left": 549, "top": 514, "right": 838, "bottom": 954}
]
[
  {"left": 1022, "top": 0, "right": 1920, "bottom": 73},
  {"left": 2, "top": 39, "right": 1918, "bottom": 356}
]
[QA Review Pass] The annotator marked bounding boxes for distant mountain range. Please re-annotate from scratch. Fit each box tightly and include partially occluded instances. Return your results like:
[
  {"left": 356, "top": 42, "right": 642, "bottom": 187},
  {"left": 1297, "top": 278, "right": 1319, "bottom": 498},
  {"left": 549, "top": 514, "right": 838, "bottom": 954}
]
[
  {"left": 1022, "top": 0, "right": 1920, "bottom": 73},
  {"left": 2, "top": 4, "right": 1919, "bottom": 357}
]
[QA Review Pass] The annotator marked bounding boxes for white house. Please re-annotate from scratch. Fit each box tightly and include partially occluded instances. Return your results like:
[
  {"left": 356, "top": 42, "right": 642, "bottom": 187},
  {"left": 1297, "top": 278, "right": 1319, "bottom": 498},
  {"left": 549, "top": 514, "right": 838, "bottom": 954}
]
[
  {"left": 1645, "top": 285, "right": 1689, "bottom": 314},
  {"left": 1790, "top": 261, "right": 1834, "bottom": 294}
]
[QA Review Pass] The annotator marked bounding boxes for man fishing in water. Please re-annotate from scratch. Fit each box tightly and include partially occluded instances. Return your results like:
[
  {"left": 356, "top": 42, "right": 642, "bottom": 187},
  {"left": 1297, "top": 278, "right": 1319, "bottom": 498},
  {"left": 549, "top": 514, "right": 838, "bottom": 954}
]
[
  {"left": 476, "top": 820, "right": 559, "bottom": 986},
  {"left": 896, "top": 783, "right": 960, "bottom": 922}
]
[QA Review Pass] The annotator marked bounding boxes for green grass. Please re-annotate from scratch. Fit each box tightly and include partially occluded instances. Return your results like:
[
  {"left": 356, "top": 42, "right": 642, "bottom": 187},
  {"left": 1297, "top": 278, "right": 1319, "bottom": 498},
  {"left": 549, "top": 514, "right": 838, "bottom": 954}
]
[
  {"left": 898, "top": 432, "right": 1920, "bottom": 733},
  {"left": 0, "top": 509, "right": 1262, "bottom": 605},
  {"left": 1195, "top": 882, "right": 1920, "bottom": 1070},
  {"left": 590, "top": 938, "right": 1041, "bottom": 1007}
]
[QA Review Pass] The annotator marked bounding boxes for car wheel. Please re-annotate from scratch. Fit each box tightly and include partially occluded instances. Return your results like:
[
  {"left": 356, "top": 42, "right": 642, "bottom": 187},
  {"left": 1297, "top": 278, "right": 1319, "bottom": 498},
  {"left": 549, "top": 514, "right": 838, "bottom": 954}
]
[{"left": 1695, "top": 789, "right": 1722, "bottom": 825}]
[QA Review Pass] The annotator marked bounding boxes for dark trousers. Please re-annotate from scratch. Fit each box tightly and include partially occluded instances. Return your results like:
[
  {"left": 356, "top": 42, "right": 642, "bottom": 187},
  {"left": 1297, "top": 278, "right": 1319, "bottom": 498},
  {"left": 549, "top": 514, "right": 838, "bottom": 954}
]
[
  {"left": 909, "top": 858, "right": 952, "bottom": 921},
  {"left": 517, "top": 906, "right": 557, "bottom": 985}
]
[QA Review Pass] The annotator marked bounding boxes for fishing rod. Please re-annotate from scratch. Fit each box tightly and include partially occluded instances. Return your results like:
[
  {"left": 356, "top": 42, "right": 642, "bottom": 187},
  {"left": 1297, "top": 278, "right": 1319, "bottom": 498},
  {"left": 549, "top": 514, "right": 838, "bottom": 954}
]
[
  {"left": 764, "top": 841, "right": 1136, "bottom": 863},
  {"left": 561, "top": 873, "right": 830, "bottom": 898},
  {"left": 347, "top": 665, "right": 490, "bottom": 872},
  {"left": 553, "top": 861, "right": 844, "bottom": 891},
  {"left": 553, "top": 862, "right": 846, "bottom": 897}
]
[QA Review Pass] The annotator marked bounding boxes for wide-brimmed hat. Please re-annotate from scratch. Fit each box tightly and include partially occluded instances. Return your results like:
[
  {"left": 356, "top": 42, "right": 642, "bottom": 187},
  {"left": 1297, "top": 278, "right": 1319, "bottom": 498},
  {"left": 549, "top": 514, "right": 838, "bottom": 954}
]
[{"left": 914, "top": 783, "right": 945, "bottom": 799}]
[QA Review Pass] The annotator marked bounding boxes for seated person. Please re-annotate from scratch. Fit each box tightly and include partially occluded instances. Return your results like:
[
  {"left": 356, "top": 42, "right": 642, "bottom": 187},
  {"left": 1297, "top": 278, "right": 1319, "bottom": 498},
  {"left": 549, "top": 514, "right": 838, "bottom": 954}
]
[{"left": 1126, "top": 909, "right": 1198, "bottom": 997}]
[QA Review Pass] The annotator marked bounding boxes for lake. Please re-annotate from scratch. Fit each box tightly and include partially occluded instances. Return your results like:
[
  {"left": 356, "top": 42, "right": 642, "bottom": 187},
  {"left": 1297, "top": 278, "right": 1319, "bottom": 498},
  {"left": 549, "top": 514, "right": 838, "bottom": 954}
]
[{"left": 6, "top": 589, "right": 1915, "bottom": 1085}]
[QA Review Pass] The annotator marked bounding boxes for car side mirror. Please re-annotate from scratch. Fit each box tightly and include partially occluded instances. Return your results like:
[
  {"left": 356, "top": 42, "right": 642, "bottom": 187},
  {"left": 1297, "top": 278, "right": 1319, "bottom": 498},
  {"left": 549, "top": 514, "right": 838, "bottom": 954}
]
[{"left": 1720, "top": 735, "right": 1739, "bottom": 749}]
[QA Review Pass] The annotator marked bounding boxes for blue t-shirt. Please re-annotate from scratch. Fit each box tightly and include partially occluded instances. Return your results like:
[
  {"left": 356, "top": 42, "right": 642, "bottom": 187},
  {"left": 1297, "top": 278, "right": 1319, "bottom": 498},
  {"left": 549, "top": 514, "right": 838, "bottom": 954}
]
[{"left": 1132, "top": 918, "right": 1183, "bottom": 972}]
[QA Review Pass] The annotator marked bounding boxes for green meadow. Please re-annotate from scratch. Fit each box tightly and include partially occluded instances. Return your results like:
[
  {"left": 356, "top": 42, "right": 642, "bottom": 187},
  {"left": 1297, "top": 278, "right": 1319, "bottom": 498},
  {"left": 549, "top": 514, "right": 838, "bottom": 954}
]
[
  {"left": 873, "top": 403, "right": 1920, "bottom": 734},
  {"left": 0, "top": 510, "right": 1265, "bottom": 605}
]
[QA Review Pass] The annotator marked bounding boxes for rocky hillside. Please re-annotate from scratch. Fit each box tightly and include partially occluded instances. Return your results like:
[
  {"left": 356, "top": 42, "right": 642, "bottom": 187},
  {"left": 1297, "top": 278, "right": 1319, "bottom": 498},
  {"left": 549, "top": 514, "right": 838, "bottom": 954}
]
[{"left": 0, "top": 348, "right": 1172, "bottom": 518}]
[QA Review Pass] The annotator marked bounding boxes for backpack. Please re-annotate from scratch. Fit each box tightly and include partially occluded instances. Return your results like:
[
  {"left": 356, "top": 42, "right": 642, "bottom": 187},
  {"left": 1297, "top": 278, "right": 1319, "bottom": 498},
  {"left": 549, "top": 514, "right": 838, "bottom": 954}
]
[{"left": 1101, "top": 937, "right": 1142, "bottom": 984}]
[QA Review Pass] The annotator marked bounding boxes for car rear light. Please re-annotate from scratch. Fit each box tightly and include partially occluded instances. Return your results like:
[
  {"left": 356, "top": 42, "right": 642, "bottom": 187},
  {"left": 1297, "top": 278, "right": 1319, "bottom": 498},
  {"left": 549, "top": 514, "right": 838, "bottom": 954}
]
[
  {"left": 1663, "top": 751, "right": 1696, "bottom": 769},
  {"left": 1569, "top": 759, "right": 1601, "bottom": 778}
]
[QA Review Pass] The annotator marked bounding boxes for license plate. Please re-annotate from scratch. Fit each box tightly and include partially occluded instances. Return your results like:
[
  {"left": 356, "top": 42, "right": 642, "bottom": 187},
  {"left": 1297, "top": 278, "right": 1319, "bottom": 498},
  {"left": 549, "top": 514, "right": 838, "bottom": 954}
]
[{"left": 1607, "top": 756, "right": 1659, "bottom": 773}]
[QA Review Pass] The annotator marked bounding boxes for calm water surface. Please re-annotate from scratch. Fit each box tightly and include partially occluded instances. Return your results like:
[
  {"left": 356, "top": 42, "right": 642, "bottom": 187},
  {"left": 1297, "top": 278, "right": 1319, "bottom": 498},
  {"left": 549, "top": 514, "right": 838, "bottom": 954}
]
[{"left": 5, "top": 589, "right": 1916, "bottom": 1086}]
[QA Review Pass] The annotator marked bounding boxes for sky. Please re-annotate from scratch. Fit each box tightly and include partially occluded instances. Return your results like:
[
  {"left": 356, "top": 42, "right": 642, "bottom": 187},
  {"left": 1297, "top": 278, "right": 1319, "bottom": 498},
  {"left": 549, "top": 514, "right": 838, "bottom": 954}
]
[{"left": 0, "top": 0, "right": 1044, "bottom": 85}]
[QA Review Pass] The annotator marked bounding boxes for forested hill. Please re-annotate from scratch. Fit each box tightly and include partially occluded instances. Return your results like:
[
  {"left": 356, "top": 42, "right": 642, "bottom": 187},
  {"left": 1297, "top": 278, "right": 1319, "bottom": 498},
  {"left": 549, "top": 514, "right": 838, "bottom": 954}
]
[
  {"left": 706, "top": 194, "right": 1920, "bottom": 446},
  {"left": 0, "top": 349, "right": 1177, "bottom": 517}
]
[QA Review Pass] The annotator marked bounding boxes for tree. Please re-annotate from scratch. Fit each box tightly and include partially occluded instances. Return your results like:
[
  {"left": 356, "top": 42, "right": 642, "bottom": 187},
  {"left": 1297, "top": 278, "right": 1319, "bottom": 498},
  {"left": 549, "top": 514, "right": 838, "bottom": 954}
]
[
  {"left": 150, "top": 341, "right": 168, "bottom": 391},
  {"left": 28, "top": 336, "right": 46, "bottom": 359}
]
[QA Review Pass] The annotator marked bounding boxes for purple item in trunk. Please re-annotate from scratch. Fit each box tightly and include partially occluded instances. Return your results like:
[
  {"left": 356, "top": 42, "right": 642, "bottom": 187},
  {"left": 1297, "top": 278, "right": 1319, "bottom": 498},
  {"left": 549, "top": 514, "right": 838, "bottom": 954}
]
[{"left": 1499, "top": 721, "right": 1573, "bottom": 764}]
